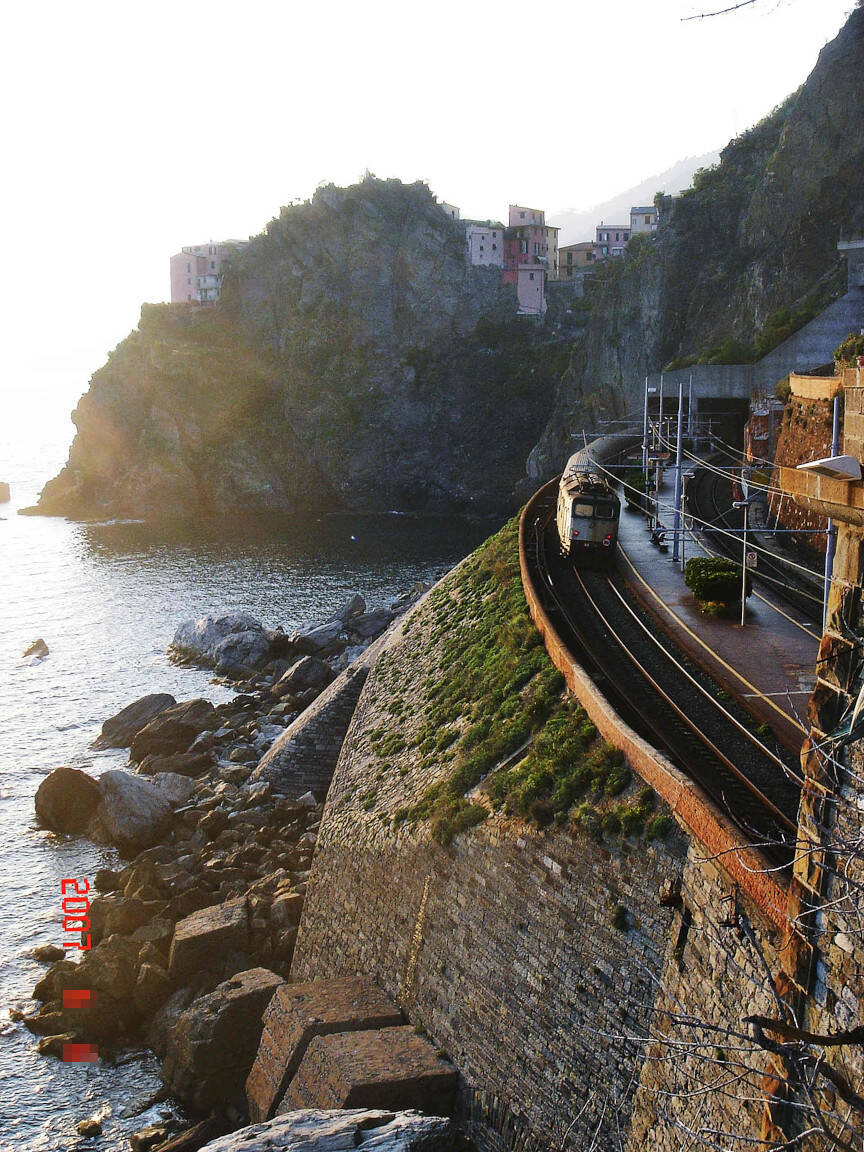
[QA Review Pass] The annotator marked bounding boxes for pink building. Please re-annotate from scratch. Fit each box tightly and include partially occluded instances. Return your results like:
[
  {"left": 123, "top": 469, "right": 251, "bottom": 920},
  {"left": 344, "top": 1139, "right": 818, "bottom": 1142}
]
[
  {"left": 501, "top": 204, "right": 558, "bottom": 315},
  {"left": 593, "top": 223, "right": 630, "bottom": 260},
  {"left": 169, "top": 240, "right": 247, "bottom": 304}
]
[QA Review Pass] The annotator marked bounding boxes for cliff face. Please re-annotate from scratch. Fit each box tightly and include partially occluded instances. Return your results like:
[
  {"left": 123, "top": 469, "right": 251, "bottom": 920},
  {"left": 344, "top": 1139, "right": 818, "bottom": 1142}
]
[
  {"left": 39, "top": 179, "right": 568, "bottom": 520},
  {"left": 529, "top": 7, "right": 864, "bottom": 478}
]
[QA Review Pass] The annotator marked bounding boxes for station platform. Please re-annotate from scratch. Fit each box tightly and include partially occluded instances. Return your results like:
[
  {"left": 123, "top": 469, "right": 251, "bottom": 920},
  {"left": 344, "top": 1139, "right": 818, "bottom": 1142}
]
[{"left": 615, "top": 494, "right": 821, "bottom": 754}]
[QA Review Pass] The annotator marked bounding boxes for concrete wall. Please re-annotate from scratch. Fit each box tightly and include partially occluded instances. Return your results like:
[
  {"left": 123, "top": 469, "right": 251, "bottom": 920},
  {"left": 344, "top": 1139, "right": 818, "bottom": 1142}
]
[{"left": 648, "top": 282, "right": 864, "bottom": 403}]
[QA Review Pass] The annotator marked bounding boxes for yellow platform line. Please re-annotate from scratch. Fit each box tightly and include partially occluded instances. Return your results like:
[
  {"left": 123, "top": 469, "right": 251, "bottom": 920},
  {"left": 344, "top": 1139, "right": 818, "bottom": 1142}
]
[{"left": 618, "top": 545, "right": 809, "bottom": 735}]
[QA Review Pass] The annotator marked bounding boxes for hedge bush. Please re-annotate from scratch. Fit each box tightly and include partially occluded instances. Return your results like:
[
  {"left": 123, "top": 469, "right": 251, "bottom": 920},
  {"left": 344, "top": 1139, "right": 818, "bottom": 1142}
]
[{"left": 684, "top": 556, "right": 750, "bottom": 608}]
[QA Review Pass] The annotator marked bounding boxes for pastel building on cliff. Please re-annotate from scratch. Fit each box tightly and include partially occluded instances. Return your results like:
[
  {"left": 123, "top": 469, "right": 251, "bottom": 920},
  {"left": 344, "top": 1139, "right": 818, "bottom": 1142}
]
[
  {"left": 502, "top": 205, "right": 559, "bottom": 316},
  {"left": 465, "top": 223, "right": 505, "bottom": 268},
  {"left": 629, "top": 205, "right": 659, "bottom": 234},
  {"left": 169, "top": 240, "right": 247, "bottom": 304},
  {"left": 593, "top": 222, "right": 630, "bottom": 259}
]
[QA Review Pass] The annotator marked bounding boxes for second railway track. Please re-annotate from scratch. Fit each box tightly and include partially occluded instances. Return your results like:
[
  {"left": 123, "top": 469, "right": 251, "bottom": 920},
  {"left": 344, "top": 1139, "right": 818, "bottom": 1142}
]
[{"left": 526, "top": 489, "right": 801, "bottom": 866}]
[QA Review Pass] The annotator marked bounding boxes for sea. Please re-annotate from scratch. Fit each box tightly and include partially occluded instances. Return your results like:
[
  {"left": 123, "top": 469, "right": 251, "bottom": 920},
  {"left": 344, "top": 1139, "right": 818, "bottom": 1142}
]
[{"left": 0, "top": 375, "right": 495, "bottom": 1150}]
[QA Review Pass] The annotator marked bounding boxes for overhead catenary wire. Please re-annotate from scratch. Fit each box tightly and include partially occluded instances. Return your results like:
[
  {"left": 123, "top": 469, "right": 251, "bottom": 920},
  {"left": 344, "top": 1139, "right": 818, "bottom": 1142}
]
[{"left": 590, "top": 453, "right": 827, "bottom": 585}]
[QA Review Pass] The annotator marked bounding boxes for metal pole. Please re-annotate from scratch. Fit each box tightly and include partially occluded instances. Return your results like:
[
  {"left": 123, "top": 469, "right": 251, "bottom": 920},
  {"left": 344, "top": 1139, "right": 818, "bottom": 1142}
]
[
  {"left": 740, "top": 502, "right": 748, "bottom": 628},
  {"left": 658, "top": 374, "right": 664, "bottom": 446},
  {"left": 642, "top": 375, "right": 649, "bottom": 490},
  {"left": 673, "top": 382, "right": 684, "bottom": 562},
  {"left": 823, "top": 391, "right": 841, "bottom": 630},
  {"left": 680, "top": 472, "right": 687, "bottom": 574},
  {"left": 687, "top": 375, "right": 693, "bottom": 440}
]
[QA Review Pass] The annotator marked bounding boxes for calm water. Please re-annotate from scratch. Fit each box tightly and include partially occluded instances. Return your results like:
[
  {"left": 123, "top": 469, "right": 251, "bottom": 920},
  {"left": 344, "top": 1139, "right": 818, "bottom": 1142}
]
[{"left": 0, "top": 378, "right": 495, "bottom": 1150}]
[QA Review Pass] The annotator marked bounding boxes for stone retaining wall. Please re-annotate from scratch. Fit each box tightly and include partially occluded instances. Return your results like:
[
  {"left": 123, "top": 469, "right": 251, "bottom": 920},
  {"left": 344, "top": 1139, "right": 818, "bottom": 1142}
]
[{"left": 519, "top": 480, "right": 790, "bottom": 931}]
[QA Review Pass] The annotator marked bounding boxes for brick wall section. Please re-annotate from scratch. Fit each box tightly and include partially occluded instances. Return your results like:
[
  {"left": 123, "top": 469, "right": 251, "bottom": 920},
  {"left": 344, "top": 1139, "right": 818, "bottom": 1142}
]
[
  {"left": 246, "top": 977, "right": 404, "bottom": 1121},
  {"left": 519, "top": 481, "right": 790, "bottom": 932},
  {"left": 250, "top": 666, "right": 369, "bottom": 798},
  {"left": 278, "top": 1026, "right": 458, "bottom": 1115}
]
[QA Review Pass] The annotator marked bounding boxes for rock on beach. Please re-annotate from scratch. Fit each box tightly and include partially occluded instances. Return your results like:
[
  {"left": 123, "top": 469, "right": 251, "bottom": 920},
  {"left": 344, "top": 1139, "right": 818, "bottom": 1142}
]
[
  {"left": 35, "top": 766, "right": 101, "bottom": 833},
  {"left": 94, "top": 692, "right": 177, "bottom": 749}
]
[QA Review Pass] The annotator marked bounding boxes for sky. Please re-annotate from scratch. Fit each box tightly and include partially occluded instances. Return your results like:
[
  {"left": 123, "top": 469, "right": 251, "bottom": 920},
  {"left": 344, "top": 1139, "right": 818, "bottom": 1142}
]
[{"left": 0, "top": 0, "right": 857, "bottom": 416}]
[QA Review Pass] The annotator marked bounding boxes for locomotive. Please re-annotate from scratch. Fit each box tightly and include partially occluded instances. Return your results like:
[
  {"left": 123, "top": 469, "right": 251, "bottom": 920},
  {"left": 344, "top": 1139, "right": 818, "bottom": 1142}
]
[{"left": 556, "top": 452, "right": 620, "bottom": 563}]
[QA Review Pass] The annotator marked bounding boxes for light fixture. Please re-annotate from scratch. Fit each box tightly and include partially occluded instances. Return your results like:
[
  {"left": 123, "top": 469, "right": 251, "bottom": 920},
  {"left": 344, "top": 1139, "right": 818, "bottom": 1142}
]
[{"left": 796, "top": 455, "right": 862, "bottom": 482}]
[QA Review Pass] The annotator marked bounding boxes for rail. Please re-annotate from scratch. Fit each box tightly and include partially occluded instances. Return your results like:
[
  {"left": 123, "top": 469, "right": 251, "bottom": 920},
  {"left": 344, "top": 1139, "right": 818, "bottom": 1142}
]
[{"left": 519, "top": 479, "right": 791, "bottom": 932}]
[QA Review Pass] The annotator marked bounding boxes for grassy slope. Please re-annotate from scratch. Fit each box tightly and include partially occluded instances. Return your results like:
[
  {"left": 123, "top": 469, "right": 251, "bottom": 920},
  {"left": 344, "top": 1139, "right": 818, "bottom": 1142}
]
[{"left": 367, "top": 517, "right": 672, "bottom": 846}]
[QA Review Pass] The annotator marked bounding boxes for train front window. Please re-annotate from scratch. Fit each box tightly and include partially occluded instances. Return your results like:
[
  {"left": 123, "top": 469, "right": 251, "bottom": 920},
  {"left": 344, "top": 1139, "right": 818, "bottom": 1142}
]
[
  {"left": 594, "top": 502, "right": 617, "bottom": 519},
  {"left": 572, "top": 502, "right": 593, "bottom": 517}
]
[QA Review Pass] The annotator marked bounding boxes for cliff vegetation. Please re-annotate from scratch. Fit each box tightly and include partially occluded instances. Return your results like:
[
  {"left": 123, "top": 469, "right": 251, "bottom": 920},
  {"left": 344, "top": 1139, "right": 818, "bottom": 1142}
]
[
  {"left": 529, "top": 7, "right": 864, "bottom": 476},
  {"left": 37, "top": 179, "right": 571, "bottom": 520},
  {"left": 354, "top": 517, "right": 671, "bottom": 846}
]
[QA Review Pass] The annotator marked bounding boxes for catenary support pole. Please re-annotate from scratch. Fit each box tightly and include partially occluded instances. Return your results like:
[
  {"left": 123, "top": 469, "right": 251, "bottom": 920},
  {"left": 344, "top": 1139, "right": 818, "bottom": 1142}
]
[
  {"left": 642, "top": 376, "right": 649, "bottom": 489},
  {"left": 823, "top": 391, "right": 841, "bottom": 630},
  {"left": 673, "top": 382, "right": 684, "bottom": 563}
]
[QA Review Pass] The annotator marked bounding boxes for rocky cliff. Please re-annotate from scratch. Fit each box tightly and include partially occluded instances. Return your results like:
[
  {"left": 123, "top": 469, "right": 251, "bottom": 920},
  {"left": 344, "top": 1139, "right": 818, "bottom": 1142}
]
[
  {"left": 36, "top": 179, "right": 569, "bottom": 520},
  {"left": 528, "top": 6, "right": 864, "bottom": 478}
]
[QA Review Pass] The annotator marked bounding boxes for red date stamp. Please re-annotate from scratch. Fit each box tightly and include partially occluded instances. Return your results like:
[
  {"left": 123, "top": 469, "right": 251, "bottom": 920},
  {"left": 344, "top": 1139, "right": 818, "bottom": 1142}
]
[
  {"left": 59, "top": 878, "right": 98, "bottom": 1062},
  {"left": 61, "top": 877, "right": 91, "bottom": 951}
]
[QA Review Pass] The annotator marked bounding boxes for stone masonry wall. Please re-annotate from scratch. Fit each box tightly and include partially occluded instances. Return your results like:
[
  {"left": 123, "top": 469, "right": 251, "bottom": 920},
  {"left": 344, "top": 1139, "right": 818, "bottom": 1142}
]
[
  {"left": 291, "top": 519, "right": 798, "bottom": 1150},
  {"left": 627, "top": 850, "right": 788, "bottom": 1150},
  {"left": 292, "top": 582, "right": 689, "bottom": 1150}
]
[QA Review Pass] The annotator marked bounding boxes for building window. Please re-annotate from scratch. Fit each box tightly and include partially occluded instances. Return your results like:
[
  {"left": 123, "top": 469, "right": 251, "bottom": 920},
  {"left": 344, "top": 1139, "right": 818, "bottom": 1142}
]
[
  {"left": 602, "top": 246, "right": 608, "bottom": 256},
  {"left": 492, "top": 231, "right": 497, "bottom": 238},
  {"left": 209, "top": 246, "right": 215, "bottom": 255},
  {"left": 520, "top": 240, "right": 528, "bottom": 254},
  {"left": 520, "top": 211, "right": 525, "bottom": 219},
  {"left": 492, "top": 243, "right": 497, "bottom": 251},
  {"left": 187, "top": 262, "right": 192, "bottom": 273},
  {"left": 567, "top": 253, "right": 572, "bottom": 264},
  {"left": 645, "top": 215, "right": 651, "bottom": 225},
  {"left": 623, "top": 232, "right": 630, "bottom": 241},
  {"left": 529, "top": 272, "right": 535, "bottom": 280}
]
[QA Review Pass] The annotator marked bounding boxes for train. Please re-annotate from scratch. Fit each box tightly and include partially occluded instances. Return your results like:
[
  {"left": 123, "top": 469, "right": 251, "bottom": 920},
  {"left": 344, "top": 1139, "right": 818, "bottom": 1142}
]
[{"left": 556, "top": 450, "right": 620, "bottom": 562}]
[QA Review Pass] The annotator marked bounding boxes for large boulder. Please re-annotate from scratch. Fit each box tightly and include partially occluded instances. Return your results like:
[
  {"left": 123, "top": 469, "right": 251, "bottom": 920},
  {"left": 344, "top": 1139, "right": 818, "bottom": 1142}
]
[
  {"left": 168, "top": 899, "right": 249, "bottom": 981},
  {"left": 95, "top": 770, "right": 173, "bottom": 852},
  {"left": 130, "top": 699, "right": 217, "bottom": 763},
  {"left": 94, "top": 693, "right": 176, "bottom": 749},
  {"left": 149, "top": 773, "right": 196, "bottom": 807},
  {"left": 291, "top": 620, "right": 346, "bottom": 657},
  {"left": 35, "top": 766, "right": 101, "bottom": 833},
  {"left": 197, "top": 1110, "right": 455, "bottom": 1152},
  {"left": 333, "top": 593, "right": 366, "bottom": 622},
  {"left": 274, "top": 656, "right": 331, "bottom": 697},
  {"left": 171, "top": 614, "right": 286, "bottom": 676},
  {"left": 348, "top": 608, "right": 392, "bottom": 639},
  {"left": 162, "top": 968, "right": 284, "bottom": 1112},
  {"left": 137, "top": 750, "right": 213, "bottom": 777}
]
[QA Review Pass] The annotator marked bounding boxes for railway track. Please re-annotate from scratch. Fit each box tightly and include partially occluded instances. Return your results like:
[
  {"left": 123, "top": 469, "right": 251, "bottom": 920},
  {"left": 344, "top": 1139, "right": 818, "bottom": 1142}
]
[
  {"left": 687, "top": 465, "right": 823, "bottom": 630},
  {"left": 526, "top": 489, "right": 801, "bottom": 865}
]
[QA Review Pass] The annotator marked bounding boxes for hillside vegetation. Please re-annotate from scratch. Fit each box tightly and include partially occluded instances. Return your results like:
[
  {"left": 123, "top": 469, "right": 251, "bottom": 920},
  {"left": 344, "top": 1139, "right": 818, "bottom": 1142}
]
[{"left": 37, "top": 179, "right": 570, "bottom": 520}]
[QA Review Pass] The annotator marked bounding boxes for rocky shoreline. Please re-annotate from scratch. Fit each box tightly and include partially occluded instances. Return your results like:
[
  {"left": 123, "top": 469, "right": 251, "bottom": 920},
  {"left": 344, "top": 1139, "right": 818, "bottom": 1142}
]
[{"left": 25, "top": 589, "right": 427, "bottom": 1151}]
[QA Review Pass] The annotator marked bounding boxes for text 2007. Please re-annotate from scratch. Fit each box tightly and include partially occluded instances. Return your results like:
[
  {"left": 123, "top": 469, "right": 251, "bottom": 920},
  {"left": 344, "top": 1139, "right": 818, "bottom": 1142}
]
[{"left": 61, "top": 878, "right": 91, "bottom": 951}]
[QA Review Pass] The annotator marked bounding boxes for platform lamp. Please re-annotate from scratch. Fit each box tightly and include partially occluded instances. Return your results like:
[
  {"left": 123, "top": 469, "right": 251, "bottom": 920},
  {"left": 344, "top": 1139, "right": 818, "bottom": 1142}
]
[{"left": 731, "top": 499, "right": 753, "bottom": 627}]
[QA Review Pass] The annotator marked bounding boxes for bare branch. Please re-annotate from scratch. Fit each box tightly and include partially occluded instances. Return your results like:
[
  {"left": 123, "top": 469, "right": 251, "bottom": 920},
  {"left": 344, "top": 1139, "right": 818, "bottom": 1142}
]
[{"left": 682, "top": 0, "right": 758, "bottom": 19}]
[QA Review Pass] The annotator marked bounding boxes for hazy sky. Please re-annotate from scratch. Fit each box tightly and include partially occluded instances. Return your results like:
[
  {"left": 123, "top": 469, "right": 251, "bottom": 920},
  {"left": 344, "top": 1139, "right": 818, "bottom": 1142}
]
[{"left": 0, "top": 0, "right": 857, "bottom": 404}]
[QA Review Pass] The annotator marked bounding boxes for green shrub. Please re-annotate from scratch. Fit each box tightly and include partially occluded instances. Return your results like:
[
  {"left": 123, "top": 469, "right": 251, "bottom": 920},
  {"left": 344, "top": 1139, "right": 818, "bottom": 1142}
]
[
  {"left": 646, "top": 814, "right": 674, "bottom": 839},
  {"left": 684, "top": 557, "right": 750, "bottom": 607},
  {"left": 611, "top": 903, "right": 629, "bottom": 931},
  {"left": 835, "top": 331, "right": 864, "bottom": 365}
]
